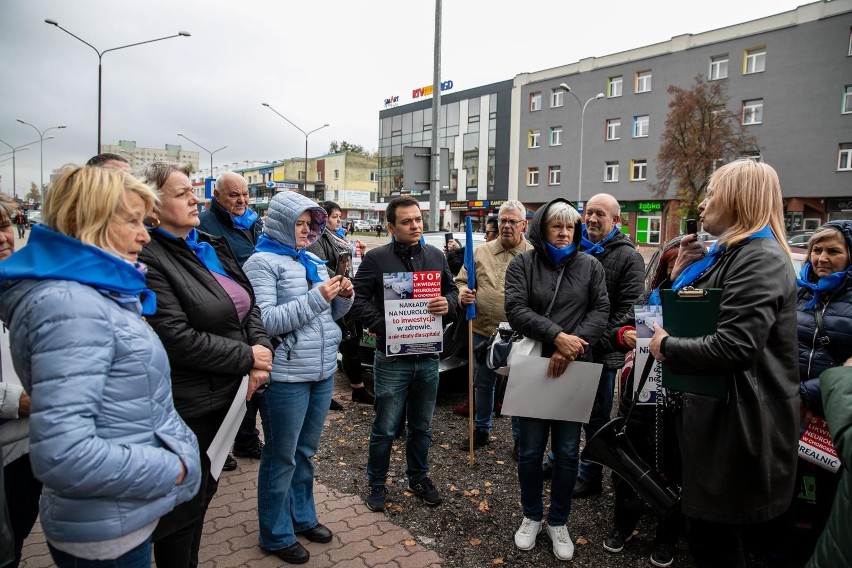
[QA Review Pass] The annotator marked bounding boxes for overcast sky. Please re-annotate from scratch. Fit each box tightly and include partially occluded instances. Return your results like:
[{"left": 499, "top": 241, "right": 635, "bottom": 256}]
[{"left": 0, "top": 0, "right": 808, "bottom": 195}]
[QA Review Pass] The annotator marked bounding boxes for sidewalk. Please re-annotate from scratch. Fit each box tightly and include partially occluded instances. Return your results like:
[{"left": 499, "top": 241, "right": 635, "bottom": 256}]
[{"left": 19, "top": 372, "right": 442, "bottom": 568}]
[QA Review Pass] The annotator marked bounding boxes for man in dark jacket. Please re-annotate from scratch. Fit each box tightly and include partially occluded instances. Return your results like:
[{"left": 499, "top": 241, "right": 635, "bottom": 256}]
[
  {"left": 546, "top": 193, "right": 645, "bottom": 497},
  {"left": 353, "top": 196, "right": 458, "bottom": 513},
  {"left": 198, "top": 171, "right": 264, "bottom": 467}
]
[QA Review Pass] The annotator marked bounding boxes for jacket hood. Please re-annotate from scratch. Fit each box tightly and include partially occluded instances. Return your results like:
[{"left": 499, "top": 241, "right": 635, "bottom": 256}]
[
  {"left": 262, "top": 192, "right": 327, "bottom": 250},
  {"left": 527, "top": 198, "right": 583, "bottom": 265}
]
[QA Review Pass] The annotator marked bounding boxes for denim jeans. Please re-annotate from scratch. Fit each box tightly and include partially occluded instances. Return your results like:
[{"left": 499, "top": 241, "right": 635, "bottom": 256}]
[
  {"left": 472, "top": 333, "right": 499, "bottom": 433},
  {"left": 256, "top": 377, "right": 333, "bottom": 550},
  {"left": 48, "top": 539, "right": 151, "bottom": 568},
  {"left": 517, "top": 417, "right": 582, "bottom": 526},
  {"left": 577, "top": 367, "right": 617, "bottom": 481},
  {"left": 367, "top": 352, "right": 439, "bottom": 487}
]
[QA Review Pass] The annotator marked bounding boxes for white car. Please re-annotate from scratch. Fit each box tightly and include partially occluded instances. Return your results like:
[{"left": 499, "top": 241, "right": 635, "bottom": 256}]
[{"left": 353, "top": 219, "right": 374, "bottom": 231}]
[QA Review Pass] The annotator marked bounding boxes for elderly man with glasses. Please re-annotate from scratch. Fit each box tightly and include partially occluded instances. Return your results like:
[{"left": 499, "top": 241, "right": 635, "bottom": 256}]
[{"left": 198, "top": 171, "right": 264, "bottom": 471}]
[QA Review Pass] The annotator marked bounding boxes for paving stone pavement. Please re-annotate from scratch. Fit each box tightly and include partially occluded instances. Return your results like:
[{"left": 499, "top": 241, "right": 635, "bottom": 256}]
[{"left": 18, "top": 373, "right": 442, "bottom": 568}]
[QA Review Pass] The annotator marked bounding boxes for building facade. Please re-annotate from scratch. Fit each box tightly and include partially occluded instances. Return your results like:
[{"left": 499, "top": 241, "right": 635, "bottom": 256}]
[
  {"left": 377, "top": 80, "right": 514, "bottom": 231},
  {"left": 510, "top": 0, "right": 852, "bottom": 244},
  {"left": 101, "top": 140, "right": 199, "bottom": 176}
]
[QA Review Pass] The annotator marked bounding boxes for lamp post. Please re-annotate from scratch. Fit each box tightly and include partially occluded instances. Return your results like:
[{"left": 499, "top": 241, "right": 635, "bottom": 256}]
[
  {"left": 261, "top": 103, "right": 329, "bottom": 196},
  {"left": 16, "top": 120, "right": 66, "bottom": 194},
  {"left": 44, "top": 19, "right": 190, "bottom": 154},
  {"left": 0, "top": 140, "right": 48, "bottom": 199},
  {"left": 176, "top": 134, "right": 226, "bottom": 179},
  {"left": 558, "top": 83, "right": 604, "bottom": 211}
]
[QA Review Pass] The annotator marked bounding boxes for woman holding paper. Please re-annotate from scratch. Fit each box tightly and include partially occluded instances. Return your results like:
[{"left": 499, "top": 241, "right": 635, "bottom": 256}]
[
  {"left": 243, "top": 191, "right": 353, "bottom": 565},
  {"left": 649, "top": 159, "right": 799, "bottom": 568},
  {"left": 504, "top": 198, "right": 609, "bottom": 561},
  {"left": 138, "top": 162, "right": 273, "bottom": 568}
]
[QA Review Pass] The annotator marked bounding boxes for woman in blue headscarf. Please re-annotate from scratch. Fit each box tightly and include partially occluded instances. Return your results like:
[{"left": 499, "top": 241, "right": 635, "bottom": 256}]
[
  {"left": 139, "top": 162, "right": 273, "bottom": 568},
  {"left": 503, "top": 198, "right": 609, "bottom": 562},
  {"left": 243, "top": 191, "right": 353, "bottom": 565}
]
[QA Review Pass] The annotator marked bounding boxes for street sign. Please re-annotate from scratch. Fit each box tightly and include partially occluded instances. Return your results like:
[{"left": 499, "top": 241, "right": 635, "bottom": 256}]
[
  {"left": 205, "top": 177, "right": 215, "bottom": 199},
  {"left": 402, "top": 146, "right": 449, "bottom": 193}
]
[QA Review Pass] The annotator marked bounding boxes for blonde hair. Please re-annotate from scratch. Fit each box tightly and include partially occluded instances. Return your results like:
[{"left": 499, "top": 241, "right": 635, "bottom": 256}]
[
  {"left": 707, "top": 160, "right": 790, "bottom": 258},
  {"left": 0, "top": 193, "right": 16, "bottom": 224},
  {"left": 43, "top": 165, "right": 158, "bottom": 252}
]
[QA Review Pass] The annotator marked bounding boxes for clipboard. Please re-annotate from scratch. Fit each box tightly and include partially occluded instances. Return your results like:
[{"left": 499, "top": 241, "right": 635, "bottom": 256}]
[{"left": 660, "top": 287, "right": 727, "bottom": 397}]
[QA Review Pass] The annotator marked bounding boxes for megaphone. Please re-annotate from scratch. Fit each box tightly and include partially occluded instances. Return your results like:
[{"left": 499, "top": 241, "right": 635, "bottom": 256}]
[{"left": 581, "top": 416, "right": 680, "bottom": 518}]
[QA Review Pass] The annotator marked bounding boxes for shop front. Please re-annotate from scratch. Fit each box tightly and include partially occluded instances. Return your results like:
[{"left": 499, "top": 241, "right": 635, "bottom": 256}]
[{"left": 448, "top": 199, "right": 504, "bottom": 232}]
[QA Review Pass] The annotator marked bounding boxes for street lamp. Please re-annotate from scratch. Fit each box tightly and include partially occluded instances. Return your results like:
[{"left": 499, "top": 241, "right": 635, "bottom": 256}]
[
  {"left": 16, "top": 120, "right": 66, "bottom": 194},
  {"left": 176, "top": 134, "right": 227, "bottom": 180},
  {"left": 261, "top": 103, "right": 329, "bottom": 195},
  {"left": 0, "top": 139, "right": 56, "bottom": 199},
  {"left": 558, "top": 83, "right": 604, "bottom": 211},
  {"left": 45, "top": 19, "right": 190, "bottom": 153}
]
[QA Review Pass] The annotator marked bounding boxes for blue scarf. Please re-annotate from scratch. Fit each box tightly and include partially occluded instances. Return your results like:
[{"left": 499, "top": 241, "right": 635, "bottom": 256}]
[
  {"left": 232, "top": 208, "right": 258, "bottom": 230},
  {"left": 333, "top": 226, "right": 346, "bottom": 238},
  {"left": 797, "top": 263, "right": 848, "bottom": 309},
  {"left": 155, "top": 228, "right": 230, "bottom": 279},
  {"left": 545, "top": 241, "right": 577, "bottom": 265},
  {"left": 581, "top": 225, "right": 619, "bottom": 256},
  {"left": 0, "top": 224, "right": 157, "bottom": 315},
  {"left": 254, "top": 234, "right": 327, "bottom": 283},
  {"left": 649, "top": 225, "right": 776, "bottom": 305}
]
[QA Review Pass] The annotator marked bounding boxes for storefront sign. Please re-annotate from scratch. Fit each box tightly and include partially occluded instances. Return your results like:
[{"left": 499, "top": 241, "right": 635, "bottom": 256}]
[
  {"left": 449, "top": 199, "right": 501, "bottom": 211},
  {"left": 828, "top": 198, "right": 852, "bottom": 211},
  {"left": 412, "top": 80, "right": 454, "bottom": 100},
  {"left": 384, "top": 95, "right": 399, "bottom": 108},
  {"left": 637, "top": 201, "right": 662, "bottom": 213}
]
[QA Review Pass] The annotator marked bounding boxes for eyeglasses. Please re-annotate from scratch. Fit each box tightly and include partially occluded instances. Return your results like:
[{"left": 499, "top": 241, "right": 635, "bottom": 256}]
[{"left": 498, "top": 219, "right": 523, "bottom": 226}]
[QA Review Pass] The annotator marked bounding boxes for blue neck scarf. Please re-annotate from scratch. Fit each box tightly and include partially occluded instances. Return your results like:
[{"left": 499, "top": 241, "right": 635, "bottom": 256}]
[
  {"left": 0, "top": 224, "right": 157, "bottom": 315},
  {"left": 254, "top": 234, "right": 327, "bottom": 283},
  {"left": 155, "top": 228, "right": 231, "bottom": 279},
  {"left": 333, "top": 226, "right": 346, "bottom": 238},
  {"left": 545, "top": 241, "right": 577, "bottom": 265},
  {"left": 232, "top": 208, "right": 258, "bottom": 230},
  {"left": 649, "top": 225, "right": 776, "bottom": 305},
  {"left": 581, "top": 225, "right": 619, "bottom": 256},
  {"left": 797, "top": 263, "right": 848, "bottom": 309}
]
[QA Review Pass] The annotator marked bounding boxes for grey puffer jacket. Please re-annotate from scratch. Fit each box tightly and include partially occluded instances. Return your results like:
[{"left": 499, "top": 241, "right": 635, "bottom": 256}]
[
  {"left": 664, "top": 236, "right": 799, "bottom": 523},
  {"left": 504, "top": 198, "right": 610, "bottom": 360},
  {"left": 244, "top": 192, "right": 352, "bottom": 382}
]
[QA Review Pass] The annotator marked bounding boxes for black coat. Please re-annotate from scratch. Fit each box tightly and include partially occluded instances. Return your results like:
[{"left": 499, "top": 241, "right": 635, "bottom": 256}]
[
  {"left": 352, "top": 239, "right": 459, "bottom": 353},
  {"left": 197, "top": 199, "right": 261, "bottom": 266},
  {"left": 504, "top": 198, "right": 610, "bottom": 360},
  {"left": 139, "top": 230, "right": 272, "bottom": 419}
]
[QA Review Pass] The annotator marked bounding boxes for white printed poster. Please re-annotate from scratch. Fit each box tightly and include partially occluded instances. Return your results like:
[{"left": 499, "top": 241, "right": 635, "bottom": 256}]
[
  {"left": 633, "top": 304, "right": 664, "bottom": 405},
  {"left": 383, "top": 270, "right": 443, "bottom": 356}
]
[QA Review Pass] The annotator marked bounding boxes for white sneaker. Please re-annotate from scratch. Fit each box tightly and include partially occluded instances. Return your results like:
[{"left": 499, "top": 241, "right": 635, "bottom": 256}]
[
  {"left": 514, "top": 517, "right": 542, "bottom": 551},
  {"left": 547, "top": 524, "right": 574, "bottom": 561}
]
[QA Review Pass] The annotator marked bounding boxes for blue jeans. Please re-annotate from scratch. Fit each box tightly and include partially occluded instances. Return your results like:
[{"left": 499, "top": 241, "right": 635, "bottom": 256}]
[
  {"left": 473, "top": 333, "right": 499, "bottom": 432},
  {"left": 518, "top": 417, "right": 582, "bottom": 526},
  {"left": 48, "top": 538, "right": 151, "bottom": 568},
  {"left": 577, "top": 367, "right": 617, "bottom": 481},
  {"left": 256, "top": 377, "right": 333, "bottom": 550},
  {"left": 367, "top": 352, "right": 439, "bottom": 487}
]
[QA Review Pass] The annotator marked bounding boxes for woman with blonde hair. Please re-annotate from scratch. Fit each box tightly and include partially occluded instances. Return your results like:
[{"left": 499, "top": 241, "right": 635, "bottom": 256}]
[
  {"left": 649, "top": 159, "right": 799, "bottom": 567},
  {"left": 0, "top": 166, "right": 201, "bottom": 568}
]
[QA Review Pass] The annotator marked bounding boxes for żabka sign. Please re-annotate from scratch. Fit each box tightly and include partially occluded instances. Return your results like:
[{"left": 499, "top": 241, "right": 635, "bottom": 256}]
[{"left": 412, "top": 80, "right": 454, "bottom": 99}]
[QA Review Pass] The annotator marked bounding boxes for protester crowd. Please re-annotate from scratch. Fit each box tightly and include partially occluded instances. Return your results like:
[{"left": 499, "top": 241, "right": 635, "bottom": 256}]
[{"left": 1, "top": 156, "right": 850, "bottom": 568}]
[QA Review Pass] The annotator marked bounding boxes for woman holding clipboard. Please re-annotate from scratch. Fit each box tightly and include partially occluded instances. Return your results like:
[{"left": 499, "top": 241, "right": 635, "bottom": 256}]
[{"left": 649, "top": 160, "right": 799, "bottom": 568}]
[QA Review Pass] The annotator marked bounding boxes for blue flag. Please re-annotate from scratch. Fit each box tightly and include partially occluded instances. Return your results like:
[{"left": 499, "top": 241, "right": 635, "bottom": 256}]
[{"left": 464, "top": 216, "right": 477, "bottom": 320}]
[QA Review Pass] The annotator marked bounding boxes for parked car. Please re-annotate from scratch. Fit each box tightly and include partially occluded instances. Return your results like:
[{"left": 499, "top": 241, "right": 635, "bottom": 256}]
[
  {"left": 353, "top": 219, "right": 374, "bottom": 231},
  {"left": 421, "top": 230, "right": 487, "bottom": 251},
  {"left": 786, "top": 231, "right": 814, "bottom": 247},
  {"left": 26, "top": 210, "right": 42, "bottom": 227}
]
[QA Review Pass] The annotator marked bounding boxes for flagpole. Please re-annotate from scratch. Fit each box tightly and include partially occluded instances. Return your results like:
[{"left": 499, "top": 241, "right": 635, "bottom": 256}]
[
  {"left": 462, "top": 215, "right": 477, "bottom": 466},
  {"left": 468, "top": 319, "right": 475, "bottom": 465}
]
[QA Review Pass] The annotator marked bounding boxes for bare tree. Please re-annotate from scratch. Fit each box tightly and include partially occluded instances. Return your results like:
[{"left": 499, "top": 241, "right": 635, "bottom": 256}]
[{"left": 651, "top": 75, "right": 759, "bottom": 217}]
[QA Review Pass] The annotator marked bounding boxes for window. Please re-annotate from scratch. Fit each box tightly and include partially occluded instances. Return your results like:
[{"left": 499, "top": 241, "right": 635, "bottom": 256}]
[
  {"left": 605, "top": 162, "right": 619, "bottom": 182},
  {"left": 551, "top": 89, "right": 564, "bottom": 108},
  {"left": 709, "top": 55, "right": 729, "bottom": 80},
  {"left": 298, "top": 171, "right": 306, "bottom": 180},
  {"left": 744, "top": 47, "right": 766, "bottom": 74},
  {"left": 742, "top": 99, "right": 764, "bottom": 125},
  {"left": 631, "top": 159, "right": 647, "bottom": 181},
  {"left": 548, "top": 166, "right": 561, "bottom": 185},
  {"left": 527, "top": 167, "right": 540, "bottom": 186},
  {"left": 608, "top": 76, "right": 623, "bottom": 98},
  {"left": 848, "top": 27, "right": 852, "bottom": 56},
  {"left": 370, "top": 171, "right": 378, "bottom": 182},
  {"left": 530, "top": 92, "right": 542, "bottom": 112},
  {"left": 839, "top": 144, "right": 852, "bottom": 171},
  {"left": 528, "top": 129, "right": 541, "bottom": 148},
  {"left": 316, "top": 171, "right": 323, "bottom": 182},
  {"left": 633, "top": 115, "right": 649, "bottom": 138},
  {"left": 635, "top": 70, "right": 652, "bottom": 93},
  {"left": 844, "top": 85, "right": 852, "bottom": 114},
  {"left": 606, "top": 119, "right": 621, "bottom": 140},
  {"left": 550, "top": 126, "right": 563, "bottom": 146},
  {"left": 334, "top": 169, "right": 340, "bottom": 180}
]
